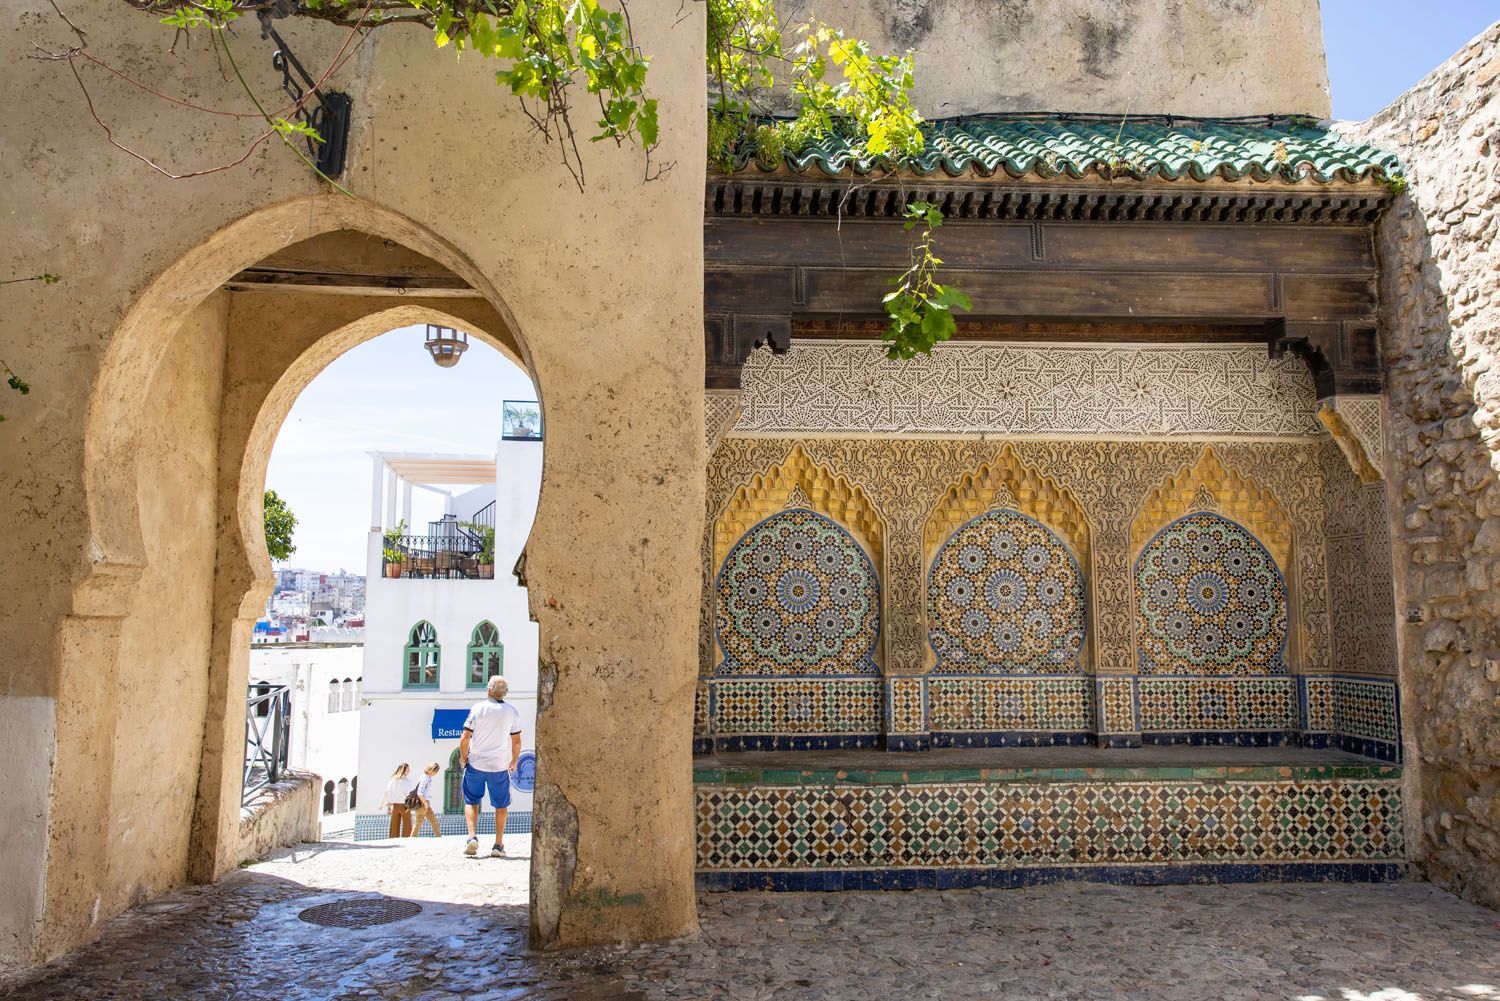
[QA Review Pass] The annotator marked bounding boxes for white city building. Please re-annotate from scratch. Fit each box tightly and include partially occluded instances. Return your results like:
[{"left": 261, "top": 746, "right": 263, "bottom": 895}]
[
  {"left": 354, "top": 418, "right": 543, "bottom": 840},
  {"left": 247, "top": 643, "right": 364, "bottom": 836}
]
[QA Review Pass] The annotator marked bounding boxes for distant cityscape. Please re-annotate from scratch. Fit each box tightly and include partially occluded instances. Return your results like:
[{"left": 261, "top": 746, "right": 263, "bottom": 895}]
[{"left": 255, "top": 567, "right": 367, "bottom": 644}]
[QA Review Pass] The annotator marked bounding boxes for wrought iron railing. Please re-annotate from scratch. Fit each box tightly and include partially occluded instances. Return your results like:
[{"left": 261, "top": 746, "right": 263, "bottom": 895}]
[
  {"left": 385, "top": 504, "right": 498, "bottom": 580},
  {"left": 381, "top": 534, "right": 492, "bottom": 579},
  {"left": 244, "top": 684, "right": 292, "bottom": 805}
]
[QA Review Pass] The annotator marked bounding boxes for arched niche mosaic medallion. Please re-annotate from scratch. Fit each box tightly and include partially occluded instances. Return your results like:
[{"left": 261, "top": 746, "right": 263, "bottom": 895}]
[
  {"left": 1134, "top": 512, "right": 1288, "bottom": 675},
  {"left": 927, "top": 509, "right": 1086, "bottom": 674},
  {"left": 716, "top": 508, "right": 879, "bottom": 675}
]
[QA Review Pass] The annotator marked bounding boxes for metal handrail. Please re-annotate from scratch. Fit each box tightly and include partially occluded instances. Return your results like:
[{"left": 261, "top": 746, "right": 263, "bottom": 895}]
[
  {"left": 243, "top": 684, "right": 292, "bottom": 805},
  {"left": 381, "top": 531, "right": 493, "bottom": 579}
]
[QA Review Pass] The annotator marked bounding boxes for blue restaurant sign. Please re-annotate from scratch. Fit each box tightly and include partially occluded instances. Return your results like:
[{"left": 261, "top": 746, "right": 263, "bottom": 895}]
[{"left": 431, "top": 709, "right": 469, "bottom": 740}]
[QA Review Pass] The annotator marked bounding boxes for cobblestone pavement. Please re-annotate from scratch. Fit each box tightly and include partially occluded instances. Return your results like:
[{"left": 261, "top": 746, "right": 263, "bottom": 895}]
[{"left": 4, "top": 837, "right": 1500, "bottom": 1000}]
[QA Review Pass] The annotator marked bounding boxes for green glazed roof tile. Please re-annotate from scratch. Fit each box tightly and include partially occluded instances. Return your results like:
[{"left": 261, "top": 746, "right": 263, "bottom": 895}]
[{"left": 737, "top": 114, "right": 1402, "bottom": 184}]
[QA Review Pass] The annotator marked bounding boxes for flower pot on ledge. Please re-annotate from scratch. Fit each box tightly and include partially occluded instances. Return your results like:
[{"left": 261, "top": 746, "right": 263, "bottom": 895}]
[{"left": 384, "top": 563, "right": 403, "bottom": 579}]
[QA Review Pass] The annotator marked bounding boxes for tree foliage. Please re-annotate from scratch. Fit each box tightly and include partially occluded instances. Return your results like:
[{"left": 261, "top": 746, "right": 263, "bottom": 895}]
[{"left": 264, "top": 489, "right": 298, "bottom": 562}]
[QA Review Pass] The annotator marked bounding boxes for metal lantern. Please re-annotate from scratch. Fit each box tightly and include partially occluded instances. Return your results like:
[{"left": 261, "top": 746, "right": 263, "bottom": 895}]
[{"left": 423, "top": 324, "right": 468, "bottom": 368}]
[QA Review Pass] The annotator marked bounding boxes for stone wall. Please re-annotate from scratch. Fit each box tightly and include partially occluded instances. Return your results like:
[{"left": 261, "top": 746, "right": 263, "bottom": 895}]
[
  {"left": 774, "top": 0, "right": 1330, "bottom": 118},
  {"left": 1344, "top": 21, "right": 1500, "bottom": 908},
  {"left": 238, "top": 771, "right": 321, "bottom": 867}
]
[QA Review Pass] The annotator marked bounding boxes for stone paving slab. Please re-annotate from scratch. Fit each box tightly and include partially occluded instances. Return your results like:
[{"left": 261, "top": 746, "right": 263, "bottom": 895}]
[{"left": 3, "top": 838, "right": 1499, "bottom": 1000}]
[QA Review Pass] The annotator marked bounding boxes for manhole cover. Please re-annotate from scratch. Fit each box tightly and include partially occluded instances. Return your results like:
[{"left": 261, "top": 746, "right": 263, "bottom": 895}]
[{"left": 298, "top": 897, "right": 422, "bottom": 928}]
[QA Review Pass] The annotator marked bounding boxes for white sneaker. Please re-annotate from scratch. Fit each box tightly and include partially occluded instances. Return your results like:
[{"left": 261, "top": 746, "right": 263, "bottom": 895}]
[{"left": 463, "top": 837, "right": 478, "bottom": 857}]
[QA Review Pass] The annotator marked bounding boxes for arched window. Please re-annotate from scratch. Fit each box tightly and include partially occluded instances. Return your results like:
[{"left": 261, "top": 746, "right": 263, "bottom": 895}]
[
  {"left": 340, "top": 678, "right": 355, "bottom": 712},
  {"left": 403, "top": 621, "right": 440, "bottom": 688},
  {"left": 335, "top": 778, "right": 349, "bottom": 814},
  {"left": 444, "top": 748, "right": 462, "bottom": 814},
  {"left": 466, "top": 621, "right": 504, "bottom": 689},
  {"left": 350, "top": 777, "right": 357, "bottom": 810},
  {"left": 322, "top": 780, "right": 335, "bottom": 815},
  {"left": 354, "top": 676, "right": 363, "bottom": 707},
  {"left": 327, "top": 679, "right": 341, "bottom": 713}
]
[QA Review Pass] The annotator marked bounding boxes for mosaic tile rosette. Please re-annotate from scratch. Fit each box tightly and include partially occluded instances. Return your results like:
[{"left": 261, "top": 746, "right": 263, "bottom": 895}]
[
  {"left": 928, "top": 510, "right": 1085, "bottom": 674},
  {"left": 717, "top": 509, "right": 879, "bottom": 675},
  {"left": 1135, "top": 512, "right": 1287, "bottom": 676}
]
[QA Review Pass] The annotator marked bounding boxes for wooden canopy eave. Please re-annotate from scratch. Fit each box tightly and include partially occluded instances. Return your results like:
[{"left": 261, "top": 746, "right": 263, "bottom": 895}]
[{"left": 704, "top": 171, "right": 1389, "bottom": 397}]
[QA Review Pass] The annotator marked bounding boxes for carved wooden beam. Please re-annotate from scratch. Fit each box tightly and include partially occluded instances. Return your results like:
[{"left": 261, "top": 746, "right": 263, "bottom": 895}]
[{"left": 704, "top": 183, "right": 1387, "bottom": 390}]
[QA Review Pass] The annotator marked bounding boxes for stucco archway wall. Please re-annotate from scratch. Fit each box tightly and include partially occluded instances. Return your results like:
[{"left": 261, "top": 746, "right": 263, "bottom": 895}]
[
  {"left": 196, "top": 297, "right": 525, "bottom": 899},
  {"left": 0, "top": 1, "right": 704, "bottom": 972}
]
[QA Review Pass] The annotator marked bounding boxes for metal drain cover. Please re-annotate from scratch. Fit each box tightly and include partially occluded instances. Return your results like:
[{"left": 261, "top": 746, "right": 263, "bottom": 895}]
[{"left": 298, "top": 897, "right": 422, "bottom": 929}]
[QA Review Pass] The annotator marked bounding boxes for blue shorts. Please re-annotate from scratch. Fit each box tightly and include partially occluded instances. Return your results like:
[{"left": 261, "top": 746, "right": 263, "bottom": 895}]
[{"left": 461, "top": 765, "right": 512, "bottom": 809}]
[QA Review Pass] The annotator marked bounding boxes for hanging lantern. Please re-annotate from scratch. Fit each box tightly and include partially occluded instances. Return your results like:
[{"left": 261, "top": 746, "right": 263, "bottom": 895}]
[{"left": 423, "top": 324, "right": 468, "bottom": 368}]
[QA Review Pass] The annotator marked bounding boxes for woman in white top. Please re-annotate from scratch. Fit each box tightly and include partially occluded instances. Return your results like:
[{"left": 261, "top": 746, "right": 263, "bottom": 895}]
[
  {"left": 409, "top": 762, "right": 442, "bottom": 838},
  {"left": 380, "top": 763, "right": 416, "bottom": 838}
]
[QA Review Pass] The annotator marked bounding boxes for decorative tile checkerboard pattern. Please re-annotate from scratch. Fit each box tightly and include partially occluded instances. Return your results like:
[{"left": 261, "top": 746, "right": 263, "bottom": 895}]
[
  {"left": 695, "top": 775, "right": 1403, "bottom": 871},
  {"left": 887, "top": 677, "right": 925, "bottom": 734},
  {"left": 694, "top": 680, "right": 710, "bottom": 737},
  {"left": 1303, "top": 676, "right": 1336, "bottom": 732},
  {"left": 1135, "top": 513, "right": 1288, "bottom": 676},
  {"left": 1333, "top": 677, "right": 1400, "bottom": 743},
  {"left": 927, "top": 677, "right": 1092, "bottom": 732},
  {"left": 1137, "top": 677, "right": 1296, "bottom": 732},
  {"left": 928, "top": 509, "right": 1086, "bottom": 674},
  {"left": 1097, "top": 677, "right": 1137, "bottom": 733},
  {"left": 711, "top": 678, "right": 882, "bottom": 735},
  {"left": 717, "top": 509, "right": 879, "bottom": 676}
]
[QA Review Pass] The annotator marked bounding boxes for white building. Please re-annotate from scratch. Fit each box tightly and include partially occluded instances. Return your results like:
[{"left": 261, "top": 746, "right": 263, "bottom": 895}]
[
  {"left": 354, "top": 429, "right": 542, "bottom": 840},
  {"left": 247, "top": 643, "right": 364, "bottom": 836}
]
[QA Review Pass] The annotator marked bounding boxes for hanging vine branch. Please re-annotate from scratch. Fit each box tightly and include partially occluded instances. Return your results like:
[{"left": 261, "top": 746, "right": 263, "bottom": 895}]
[{"left": 41, "top": 0, "right": 966, "bottom": 357}]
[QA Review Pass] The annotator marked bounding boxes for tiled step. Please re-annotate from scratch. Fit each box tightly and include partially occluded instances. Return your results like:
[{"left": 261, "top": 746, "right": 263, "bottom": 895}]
[{"left": 694, "top": 749, "right": 1403, "bottom": 891}]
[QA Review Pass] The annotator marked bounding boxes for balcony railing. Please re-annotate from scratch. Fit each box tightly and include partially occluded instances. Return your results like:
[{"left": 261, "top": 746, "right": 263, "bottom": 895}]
[
  {"left": 382, "top": 518, "right": 497, "bottom": 580},
  {"left": 244, "top": 684, "right": 291, "bottom": 805}
]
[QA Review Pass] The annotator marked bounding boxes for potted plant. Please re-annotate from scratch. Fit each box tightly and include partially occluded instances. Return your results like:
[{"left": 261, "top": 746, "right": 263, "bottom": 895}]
[
  {"left": 381, "top": 519, "right": 407, "bottom": 578},
  {"left": 462, "top": 521, "right": 497, "bottom": 578},
  {"left": 509, "top": 405, "right": 540, "bottom": 438}
]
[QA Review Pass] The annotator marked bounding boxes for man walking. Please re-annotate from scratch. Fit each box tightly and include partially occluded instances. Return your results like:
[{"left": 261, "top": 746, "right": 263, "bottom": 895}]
[{"left": 459, "top": 675, "right": 523, "bottom": 857}]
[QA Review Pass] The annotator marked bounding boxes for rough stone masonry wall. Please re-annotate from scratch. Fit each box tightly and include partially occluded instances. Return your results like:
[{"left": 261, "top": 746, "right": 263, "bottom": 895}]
[{"left": 1346, "top": 21, "right": 1500, "bottom": 908}]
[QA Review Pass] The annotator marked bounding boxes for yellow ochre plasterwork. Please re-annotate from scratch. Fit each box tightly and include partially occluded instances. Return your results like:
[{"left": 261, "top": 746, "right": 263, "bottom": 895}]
[
  {"left": 712, "top": 444, "right": 885, "bottom": 572},
  {"left": 1130, "top": 446, "right": 1293, "bottom": 570},
  {"left": 922, "top": 446, "right": 1092, "bottom": 573}
]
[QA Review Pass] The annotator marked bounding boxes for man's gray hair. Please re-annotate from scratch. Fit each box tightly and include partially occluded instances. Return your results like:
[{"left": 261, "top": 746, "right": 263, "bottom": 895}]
[{"left": 487, "top": 676, "right": 509, "bottom": 700}]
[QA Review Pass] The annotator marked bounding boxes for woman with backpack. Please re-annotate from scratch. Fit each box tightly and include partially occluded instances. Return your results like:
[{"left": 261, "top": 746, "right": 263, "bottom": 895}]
[
  {"left": 409, "top": 762, "right": 443, "bottom": 838},
  {"left": 380, "top": 762, "right": 416, "bottom": 838}
]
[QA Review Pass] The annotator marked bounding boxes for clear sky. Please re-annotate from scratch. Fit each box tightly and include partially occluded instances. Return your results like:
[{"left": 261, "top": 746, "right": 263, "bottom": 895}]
[
  {"left": 264, "top": 327, "right": 536, "bottom": 572},
  {"left": 1322, "top": 1, "right": 1498, "bottom": 121}
]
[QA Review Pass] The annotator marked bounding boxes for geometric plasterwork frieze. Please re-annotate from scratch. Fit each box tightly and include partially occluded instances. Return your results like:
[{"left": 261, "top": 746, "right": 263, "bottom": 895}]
[
  {"left": 706, "top": 388, "right": 743, "bottom": 454},
  {"left": 1316, "top": 394, "right": 1385, "bottom": 483},
  {"left": 736, "top": 340, "right": 1322, "bottom": 438}
]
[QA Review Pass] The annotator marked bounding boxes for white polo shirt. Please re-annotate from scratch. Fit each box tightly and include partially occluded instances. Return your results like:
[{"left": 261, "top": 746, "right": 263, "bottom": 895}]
[{"left": 463, "top": 698, "right": 522, "bottom": 772}]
